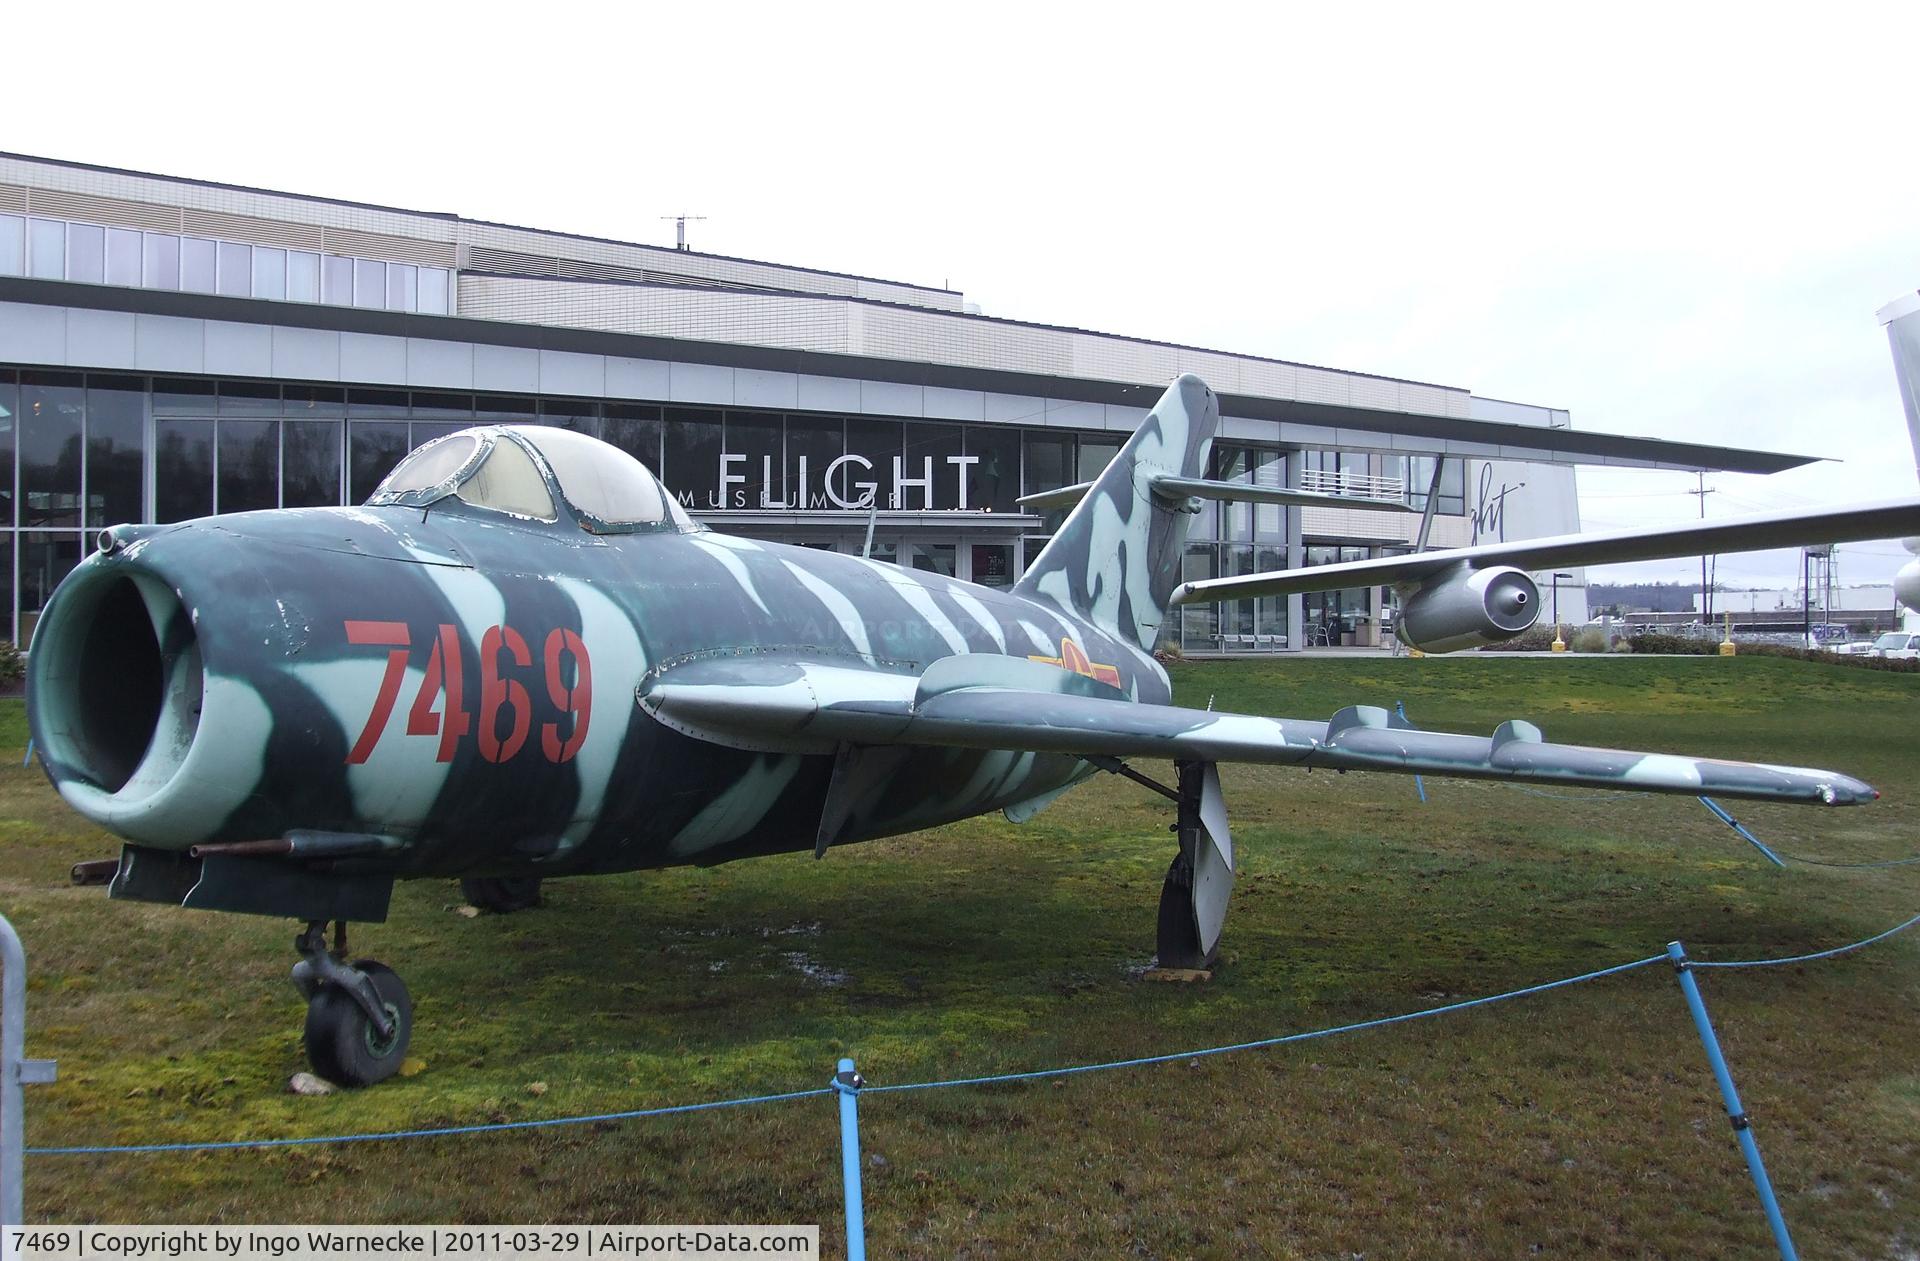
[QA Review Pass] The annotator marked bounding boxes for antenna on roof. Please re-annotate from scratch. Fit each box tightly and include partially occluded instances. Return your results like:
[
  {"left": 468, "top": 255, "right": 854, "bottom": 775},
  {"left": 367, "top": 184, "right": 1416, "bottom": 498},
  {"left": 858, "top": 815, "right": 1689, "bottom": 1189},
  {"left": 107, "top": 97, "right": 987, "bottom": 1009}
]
[{"left": 660, "top": 215, "right": 708, "bottom": 251}]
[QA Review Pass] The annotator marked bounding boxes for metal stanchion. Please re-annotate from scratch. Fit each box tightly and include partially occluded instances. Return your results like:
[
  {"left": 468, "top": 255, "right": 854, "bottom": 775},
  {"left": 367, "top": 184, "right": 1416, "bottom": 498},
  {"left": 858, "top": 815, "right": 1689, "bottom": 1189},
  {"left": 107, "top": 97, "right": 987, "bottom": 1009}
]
[
  {"left": 1666, "top": 941, "right": 1797, "bottom": 1261},
  {"left": 2, "top": 914, "right": 58, "bottom": 1225},
  {"left": 833, "top": 1058, "right": 867, "bottom": 1261}
]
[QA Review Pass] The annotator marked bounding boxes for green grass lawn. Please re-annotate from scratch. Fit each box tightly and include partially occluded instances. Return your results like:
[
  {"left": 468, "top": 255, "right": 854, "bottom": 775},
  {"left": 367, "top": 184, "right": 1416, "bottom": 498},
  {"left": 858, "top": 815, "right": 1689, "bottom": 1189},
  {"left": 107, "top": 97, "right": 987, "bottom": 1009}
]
[{"left": 3, "top": 656, "right": 1916, "bottom": 1257}]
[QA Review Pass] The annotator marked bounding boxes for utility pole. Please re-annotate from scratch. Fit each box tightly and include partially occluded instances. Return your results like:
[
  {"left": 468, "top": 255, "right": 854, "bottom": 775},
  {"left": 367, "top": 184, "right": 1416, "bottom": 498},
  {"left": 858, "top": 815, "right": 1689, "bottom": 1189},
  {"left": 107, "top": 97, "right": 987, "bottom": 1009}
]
[
  {"left": 659, "top": 215, "right": 708, "bottom": 251},
  {"left": 1687, "top": 471, "right": 1717, "bottom": 627}
]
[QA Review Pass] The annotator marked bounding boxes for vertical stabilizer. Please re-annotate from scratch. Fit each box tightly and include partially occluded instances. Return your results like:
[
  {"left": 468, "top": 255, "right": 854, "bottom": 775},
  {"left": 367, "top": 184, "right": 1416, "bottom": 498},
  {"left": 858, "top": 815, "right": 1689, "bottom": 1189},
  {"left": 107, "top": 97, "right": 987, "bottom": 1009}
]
[
  {"left": 1875, "top": 292, "right": 1920, "bottom": 616},
  {"left": 1015, "top": 374, "right": 1218, "bottom": 652},
  {"left": 1878, "top": 291, "right": 1920, "bottom": 481}
]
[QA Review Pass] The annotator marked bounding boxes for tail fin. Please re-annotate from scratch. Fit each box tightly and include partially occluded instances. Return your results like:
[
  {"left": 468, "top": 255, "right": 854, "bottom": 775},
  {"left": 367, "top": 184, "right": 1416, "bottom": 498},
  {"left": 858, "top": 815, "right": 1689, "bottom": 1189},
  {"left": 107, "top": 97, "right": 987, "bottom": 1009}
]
[
  {"left": 1878, "top": 292, "right": 1920, "bottom": 614},
  {"left": 1879, "top": 291, "right": 1920, "bottom": 481},
  {"left": 1014, "top": 373, "right": 1218, "bottom": 652}
]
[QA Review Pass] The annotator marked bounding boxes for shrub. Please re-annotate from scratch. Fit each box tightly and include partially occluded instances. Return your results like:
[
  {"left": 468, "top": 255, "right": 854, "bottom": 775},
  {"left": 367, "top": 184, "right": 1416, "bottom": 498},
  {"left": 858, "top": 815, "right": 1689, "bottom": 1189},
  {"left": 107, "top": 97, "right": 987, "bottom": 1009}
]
[
  {"left": 0, "top": 640, "right": 21, "bottom": 687},
  {"left": 1570, "top": 628, "right": 1608, "bottom": 654},
  {"left": 1477, "top": 626, "right": 1558, "bottom": 653},
  {"left": 1626, "top": 633, "right": 1717, "bottom": 656}
]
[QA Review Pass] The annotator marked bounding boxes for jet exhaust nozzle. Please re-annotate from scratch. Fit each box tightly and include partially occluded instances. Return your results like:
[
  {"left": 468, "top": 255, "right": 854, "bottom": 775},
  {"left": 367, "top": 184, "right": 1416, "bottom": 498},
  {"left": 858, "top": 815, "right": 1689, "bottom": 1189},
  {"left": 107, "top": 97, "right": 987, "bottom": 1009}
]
[{"left": 1395, "top": 564, "right": 1541, "bottom": 653}]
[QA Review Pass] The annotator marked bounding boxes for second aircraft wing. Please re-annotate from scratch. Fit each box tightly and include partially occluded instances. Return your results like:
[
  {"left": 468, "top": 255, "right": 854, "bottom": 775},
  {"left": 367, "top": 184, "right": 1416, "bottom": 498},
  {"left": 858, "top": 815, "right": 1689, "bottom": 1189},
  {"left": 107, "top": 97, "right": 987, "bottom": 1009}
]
[{"left": 1171, "top": 496, "right": 1920, "bottom": 603}]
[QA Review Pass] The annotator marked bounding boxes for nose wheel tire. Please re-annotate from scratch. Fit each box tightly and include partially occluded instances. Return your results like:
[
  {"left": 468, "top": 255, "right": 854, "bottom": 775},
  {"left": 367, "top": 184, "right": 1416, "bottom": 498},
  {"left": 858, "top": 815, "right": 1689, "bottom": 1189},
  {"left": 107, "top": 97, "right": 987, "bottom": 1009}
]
[
  {"left": 461, "top": 876, "right": 543, "bottom": 913},
  {"left": 304, "top": 960, "right": 412, "bottom": 1087}
]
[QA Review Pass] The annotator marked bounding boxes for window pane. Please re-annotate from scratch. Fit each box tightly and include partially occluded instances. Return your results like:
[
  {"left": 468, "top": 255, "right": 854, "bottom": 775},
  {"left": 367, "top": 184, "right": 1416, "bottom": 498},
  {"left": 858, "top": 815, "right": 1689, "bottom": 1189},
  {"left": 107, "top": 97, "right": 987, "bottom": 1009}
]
[
  {"left": 785, "top": 416, "right": 842, "bottom": 511},
  {"left": 386, "top": 262, "right": 417, "bottom": 311},
  {"left": 348, "top": 388, "right": 407, "bottom": 418},
  {"left": 155, "top": 419, "right": 214, "bottom": 523},
  {"left": 458, "top": 436, "right": 555, "bottom": 520},
  {"left": 20, "top": 371, "right": 84, "bottom": 528},
  {"left": 902, "top": 542, "right": 956, "bottom": 576},
  {"left": 724, "top": 411, "right": 783, "bottom": 509},
  {"left": 153, "top": 377, "right": 215, "bottom": 414},
  {"left": 282, "top": 419, "right": 343, "bottom": 507},
  {"left": 181, "top": 237, "right": 216, "bottom": 293},
  {"left": 410, "top": 392, "right": 473, "bottom": 421},
  {"left": 538, "top": 397, "right": 598, "bottom": 427},
  {"left": 218, "top": 420, "right": 279, "bottom": 514},
  {"left": 843, "top": 418, "right": 898, "bottom": 510},
  {"left": 0, "top": 375, "right": 15, "bottom": 524},
  {"left": 663, "top": 408, "right": 723, "bottom": 510},
  {"left": 219, "top": 380, "right": 281, "bottom": 415},
  {"left": 1022, "top": 432, "right": 1074, "bottom": 532},
  {"left": 1078, "top": 437, "right": 1121, "bottom": 483},
  {"left": 216, "top": 241, "right": 250, "bottom": 296},
  {"left": 143, "top": 233, "right": 180, "bottom": 289},
  {"left": 419, "top": 267, "right": 450, "bottom": 314},
  {"left": 0, "top": 214, "right": 21, "bottom": 276},
  {"left": 322, "top": 255, "right": 354, "bottom": 305},
  {"left": 19, "top": 534, "right": 80, "bottom": 649},
  {"left": 0, "top": 536, "right": 12, "bottom": 645},
  {"left": 68, "top": 222, "right": 105, "bottom": 284},
  {"left": 252, "top": 246, "right": 286, "bottom": 300},
  {"left": 473, "top": 394, "right": 536, "bottom": 422},
  {"left": 964, "top": 425, "right": 1019, "bottom": 513},
  {"left": 28, "top": 219, "right": 65, "bottom": 279},
  {"left": 105, "top": 227, "right": 142, "bottom": 286},
  {"left": 971, "top": 543, "right": 1013, "bottom": 589},
  {"left": 284, "top": 384, "right": 344, "bottom": 417},
  {"left": 86, "top": 375, "right": 145, "bottom": 527},
  {"left": 1181, "top": 544, "right": 1219, "bottom": 650},
  {"left": 597, "top": 403, "right": 663, "bottom": 473},
  {"left": 287, "top": 251, "right": 319, "bottom": 302},
  {"left": 350, "top": 421, "right": 410, "bottom": 502},
  {"left": 353, "top": 258, "right": 384, "bottom": 309},
  {"left": 902, "top": 422, "right": 961, "bottom": 510},
  {"left": 408, "top": 421, "right": 469, "bottom": 447}
]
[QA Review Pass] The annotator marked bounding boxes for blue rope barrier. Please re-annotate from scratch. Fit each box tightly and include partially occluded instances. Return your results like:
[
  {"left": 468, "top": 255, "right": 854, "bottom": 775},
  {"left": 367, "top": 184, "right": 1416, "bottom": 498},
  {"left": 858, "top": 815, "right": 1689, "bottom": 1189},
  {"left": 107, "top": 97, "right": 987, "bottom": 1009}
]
[
  {"left": 864, "top": 953, "right": 1668, "bottom": 1094},
  {"left": 26, "top": 1086, "right": 834, "bottom": 1156},
  {"left": 28, "top": 909, "right": 1919, "bottom": 1156},
  {"left": 1688, "top": 910, "right": 1920, "bottom": 970}
]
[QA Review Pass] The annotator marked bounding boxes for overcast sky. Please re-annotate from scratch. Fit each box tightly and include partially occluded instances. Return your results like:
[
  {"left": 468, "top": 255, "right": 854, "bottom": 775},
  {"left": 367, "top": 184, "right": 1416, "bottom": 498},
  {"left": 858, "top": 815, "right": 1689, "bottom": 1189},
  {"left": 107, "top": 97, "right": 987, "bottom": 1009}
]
[{"left": 11, "top": 3, "right": 1919, "bottom": 590}]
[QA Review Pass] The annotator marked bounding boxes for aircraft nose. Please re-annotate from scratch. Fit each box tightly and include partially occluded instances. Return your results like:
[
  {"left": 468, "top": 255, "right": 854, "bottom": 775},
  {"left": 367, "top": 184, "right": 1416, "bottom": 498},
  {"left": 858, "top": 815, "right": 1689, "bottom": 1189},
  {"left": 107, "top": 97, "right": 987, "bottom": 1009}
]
[{"left": 27, "top": 524, "right": 274, "bottom": 849}]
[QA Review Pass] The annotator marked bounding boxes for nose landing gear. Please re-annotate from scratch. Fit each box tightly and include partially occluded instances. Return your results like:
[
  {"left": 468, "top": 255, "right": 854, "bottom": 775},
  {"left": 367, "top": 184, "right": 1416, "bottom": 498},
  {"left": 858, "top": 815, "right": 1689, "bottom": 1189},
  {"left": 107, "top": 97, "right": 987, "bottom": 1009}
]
[{"left": 291, "top": 920, "right": 413, "bottom": 1087}]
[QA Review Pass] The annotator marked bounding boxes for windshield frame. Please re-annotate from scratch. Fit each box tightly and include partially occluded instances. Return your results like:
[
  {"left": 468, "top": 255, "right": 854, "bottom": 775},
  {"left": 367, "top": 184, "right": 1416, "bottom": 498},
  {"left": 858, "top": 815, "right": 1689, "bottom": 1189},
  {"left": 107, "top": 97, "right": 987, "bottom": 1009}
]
[{"left": 364, "top": 424, "right": 700, "bottom": 535}]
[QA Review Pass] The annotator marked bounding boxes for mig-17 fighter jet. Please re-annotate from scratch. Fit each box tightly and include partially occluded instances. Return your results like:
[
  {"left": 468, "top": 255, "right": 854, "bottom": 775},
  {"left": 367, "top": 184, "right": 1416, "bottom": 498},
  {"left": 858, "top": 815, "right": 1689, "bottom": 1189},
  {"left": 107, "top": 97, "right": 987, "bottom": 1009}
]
[{"left": 29, "top": 374, "right": 1920, "bottom": 1084}]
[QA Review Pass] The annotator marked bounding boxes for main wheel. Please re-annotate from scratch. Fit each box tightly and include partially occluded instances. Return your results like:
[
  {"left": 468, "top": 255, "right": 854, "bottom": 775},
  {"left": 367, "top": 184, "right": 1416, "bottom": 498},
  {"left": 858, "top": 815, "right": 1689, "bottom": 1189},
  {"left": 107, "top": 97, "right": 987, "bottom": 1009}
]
[
  {"left": 462, "top": 876, "right": 543, "bottom": 913},
  {"left": 303, "top": 961, "right": 412, "bottom": 1087}
]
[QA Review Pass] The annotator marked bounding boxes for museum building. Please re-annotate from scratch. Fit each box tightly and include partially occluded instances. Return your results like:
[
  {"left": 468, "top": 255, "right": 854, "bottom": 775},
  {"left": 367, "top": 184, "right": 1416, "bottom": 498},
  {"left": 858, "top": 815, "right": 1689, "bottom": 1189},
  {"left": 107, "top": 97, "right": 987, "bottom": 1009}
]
[{"left": 0, "top": 152, "right": 1811, "bottom": 650}]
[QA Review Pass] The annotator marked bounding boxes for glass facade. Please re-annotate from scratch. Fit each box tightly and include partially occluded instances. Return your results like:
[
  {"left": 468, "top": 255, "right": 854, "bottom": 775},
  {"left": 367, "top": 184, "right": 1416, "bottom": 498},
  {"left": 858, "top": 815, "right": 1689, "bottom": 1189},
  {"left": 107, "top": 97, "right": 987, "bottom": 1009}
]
[
  {"left": 0, "top": 368, "right": 1463, "bottom": 650},
  {"left": 0, "top": 211, "right": 451, "bottom": 315}
]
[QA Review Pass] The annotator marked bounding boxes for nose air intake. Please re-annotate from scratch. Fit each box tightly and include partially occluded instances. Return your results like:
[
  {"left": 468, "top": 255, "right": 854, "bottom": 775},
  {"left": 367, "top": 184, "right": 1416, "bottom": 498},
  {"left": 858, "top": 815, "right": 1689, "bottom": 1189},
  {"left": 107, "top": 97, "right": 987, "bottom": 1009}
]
[{"left": 30, "top": 565, "right": 203, "bottom": 804}]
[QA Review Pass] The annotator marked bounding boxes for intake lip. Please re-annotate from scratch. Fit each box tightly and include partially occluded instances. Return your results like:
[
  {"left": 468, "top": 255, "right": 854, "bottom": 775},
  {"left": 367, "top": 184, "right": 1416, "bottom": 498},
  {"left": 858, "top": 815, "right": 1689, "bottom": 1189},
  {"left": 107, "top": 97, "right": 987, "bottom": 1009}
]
[{"left": 29, "top": 559, "right": 201, "bottom": 802}]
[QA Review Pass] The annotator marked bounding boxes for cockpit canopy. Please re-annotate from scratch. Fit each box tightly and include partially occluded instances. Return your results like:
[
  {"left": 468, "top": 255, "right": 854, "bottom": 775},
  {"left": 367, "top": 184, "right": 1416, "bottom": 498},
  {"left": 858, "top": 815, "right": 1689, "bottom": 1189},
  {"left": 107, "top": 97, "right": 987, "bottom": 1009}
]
[{"left": 367, "top": 426, "right": 697, "bottom": 533}]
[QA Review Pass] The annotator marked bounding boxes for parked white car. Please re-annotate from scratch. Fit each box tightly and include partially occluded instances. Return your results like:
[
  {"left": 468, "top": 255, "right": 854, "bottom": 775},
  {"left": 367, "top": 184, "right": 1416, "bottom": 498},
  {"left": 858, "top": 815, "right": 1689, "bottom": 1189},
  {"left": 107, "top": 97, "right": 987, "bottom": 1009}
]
[{"left": 1871, "top": 631, "right": 1920, "bottom": 659}]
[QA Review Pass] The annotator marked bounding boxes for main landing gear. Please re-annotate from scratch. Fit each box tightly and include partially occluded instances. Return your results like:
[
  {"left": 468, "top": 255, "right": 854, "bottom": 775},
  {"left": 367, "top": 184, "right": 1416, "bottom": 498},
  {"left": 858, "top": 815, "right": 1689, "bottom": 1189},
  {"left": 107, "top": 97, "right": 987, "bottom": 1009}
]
[
  {"left": 292, "top": 920, "right": 412, "bottom": 1087},
  {"left": 1093, "top": 758, "right": 1237, "bottom": 972}
]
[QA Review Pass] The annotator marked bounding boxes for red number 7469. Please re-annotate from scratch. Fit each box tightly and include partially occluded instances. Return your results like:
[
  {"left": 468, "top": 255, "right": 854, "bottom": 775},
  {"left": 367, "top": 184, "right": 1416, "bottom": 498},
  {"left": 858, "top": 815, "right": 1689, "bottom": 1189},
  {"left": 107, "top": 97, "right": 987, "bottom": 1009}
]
[{"left": 343, "top": 621, "right": 592, "bottom": 766}]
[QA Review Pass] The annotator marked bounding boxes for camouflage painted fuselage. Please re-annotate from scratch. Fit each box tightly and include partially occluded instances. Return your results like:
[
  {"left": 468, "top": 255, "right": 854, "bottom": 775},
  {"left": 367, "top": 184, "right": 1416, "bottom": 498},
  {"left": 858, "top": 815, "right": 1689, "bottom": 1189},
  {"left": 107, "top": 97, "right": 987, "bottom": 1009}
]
[{"left": 31, "top": 502, "right": 1162, "bottom": 881}]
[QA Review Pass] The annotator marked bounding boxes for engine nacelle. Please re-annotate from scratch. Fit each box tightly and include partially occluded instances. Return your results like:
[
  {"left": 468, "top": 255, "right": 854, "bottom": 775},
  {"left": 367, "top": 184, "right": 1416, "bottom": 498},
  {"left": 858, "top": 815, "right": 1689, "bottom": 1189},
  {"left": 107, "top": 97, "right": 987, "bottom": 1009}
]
[
  {"left": 1896, "top": 542, "right": 1920, "bottom": 614},
  {"left": 1395, "top": 564, "right": 1541, "bottom": 653}
]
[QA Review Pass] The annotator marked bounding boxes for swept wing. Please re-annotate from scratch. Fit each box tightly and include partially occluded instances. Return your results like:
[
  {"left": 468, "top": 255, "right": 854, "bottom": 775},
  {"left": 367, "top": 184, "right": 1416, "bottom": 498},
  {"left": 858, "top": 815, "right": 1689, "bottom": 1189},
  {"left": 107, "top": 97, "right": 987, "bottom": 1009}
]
[{"left": 638, "top": 654, "right": 1874, "bottom": 806}]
